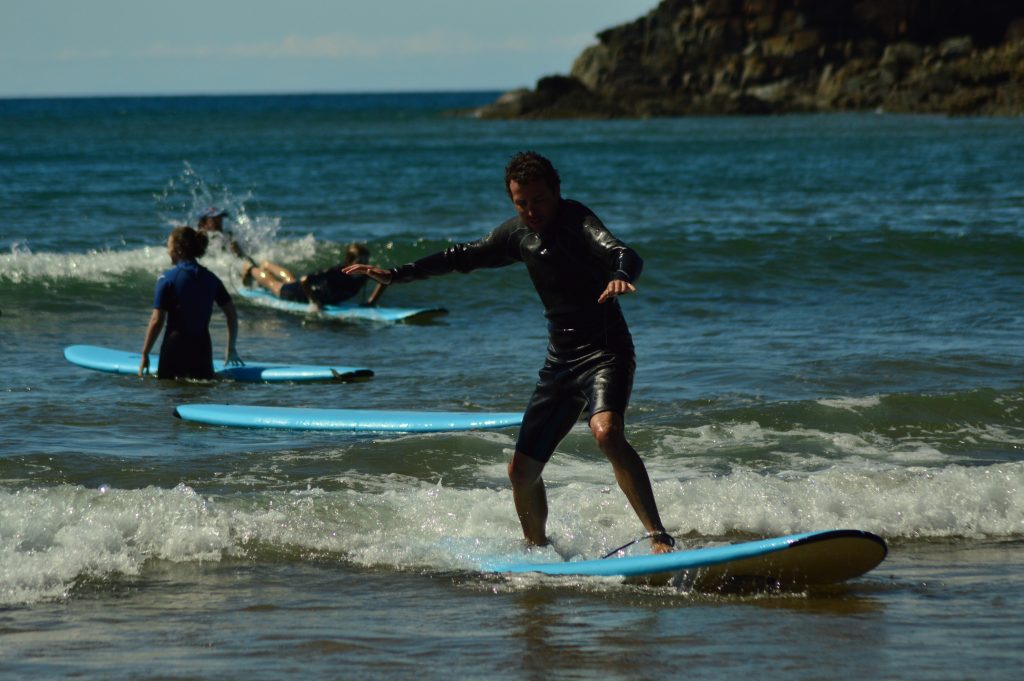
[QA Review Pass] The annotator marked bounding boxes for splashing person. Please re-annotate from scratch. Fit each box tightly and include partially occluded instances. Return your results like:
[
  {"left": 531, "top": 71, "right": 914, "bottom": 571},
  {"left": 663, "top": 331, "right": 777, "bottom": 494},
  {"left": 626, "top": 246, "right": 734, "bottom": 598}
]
[{"left": 196, "top": 206, "right": 255, "bottom": 265}]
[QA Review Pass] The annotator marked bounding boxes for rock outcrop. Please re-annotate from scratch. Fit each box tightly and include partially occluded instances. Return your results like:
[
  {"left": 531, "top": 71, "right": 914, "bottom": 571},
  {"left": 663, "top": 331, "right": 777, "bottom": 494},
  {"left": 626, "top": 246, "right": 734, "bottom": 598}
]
[{"left": 475, "top": 0, "right": 1024, "bottom": 118}]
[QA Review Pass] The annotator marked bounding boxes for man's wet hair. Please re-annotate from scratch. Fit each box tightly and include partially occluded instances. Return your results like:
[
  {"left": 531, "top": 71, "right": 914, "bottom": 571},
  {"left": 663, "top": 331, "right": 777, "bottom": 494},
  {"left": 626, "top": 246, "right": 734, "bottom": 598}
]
[{"left": 505, "top": 151, "right": 561, "bottom": 198}]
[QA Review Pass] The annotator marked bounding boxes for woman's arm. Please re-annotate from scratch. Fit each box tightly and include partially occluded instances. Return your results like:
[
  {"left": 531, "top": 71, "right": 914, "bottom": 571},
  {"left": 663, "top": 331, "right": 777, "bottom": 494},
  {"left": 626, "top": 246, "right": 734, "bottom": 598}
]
[
  {"left": 139, "top": 308, "right": 166, "bottom": 376},
  {"left": 220, "top": 298, "right": 243, "bottom": 366}
]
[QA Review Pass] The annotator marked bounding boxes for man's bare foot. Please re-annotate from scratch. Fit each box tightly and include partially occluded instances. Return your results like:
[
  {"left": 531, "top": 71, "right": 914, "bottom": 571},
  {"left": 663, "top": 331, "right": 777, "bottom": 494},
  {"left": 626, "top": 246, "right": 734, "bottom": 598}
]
[
  {"left": 525, "top": 538, "right": 550, "bottom": 550},
  {"left": 650, "top": 531, "right": 675, "bottom": 554}
]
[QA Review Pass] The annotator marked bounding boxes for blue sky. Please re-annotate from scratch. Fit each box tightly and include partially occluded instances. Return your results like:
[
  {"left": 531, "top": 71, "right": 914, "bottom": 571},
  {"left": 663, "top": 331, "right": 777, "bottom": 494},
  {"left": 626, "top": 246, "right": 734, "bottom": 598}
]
[{"left": 2, "top": 0, "right": 659, "bottom": 97}]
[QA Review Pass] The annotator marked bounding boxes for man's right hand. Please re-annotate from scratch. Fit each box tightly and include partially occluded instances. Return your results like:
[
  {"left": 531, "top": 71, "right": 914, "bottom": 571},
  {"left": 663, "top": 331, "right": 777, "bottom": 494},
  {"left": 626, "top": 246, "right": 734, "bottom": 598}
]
[{"left": 343, "top": 263, "right": 393, "bottom": 285}]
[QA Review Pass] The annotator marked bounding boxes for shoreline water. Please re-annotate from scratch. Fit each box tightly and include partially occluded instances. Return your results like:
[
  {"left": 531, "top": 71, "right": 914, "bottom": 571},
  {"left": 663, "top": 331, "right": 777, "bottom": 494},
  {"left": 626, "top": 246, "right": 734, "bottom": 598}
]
[{"left": 2, "top": 93, "right": 1023, "bottom": 678}]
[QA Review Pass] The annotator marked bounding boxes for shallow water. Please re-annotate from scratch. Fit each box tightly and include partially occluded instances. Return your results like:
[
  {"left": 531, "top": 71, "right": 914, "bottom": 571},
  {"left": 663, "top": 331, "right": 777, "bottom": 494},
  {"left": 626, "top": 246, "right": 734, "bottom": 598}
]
[{"left": 1, "top": 94, "right": 1023, "bottom": 678}]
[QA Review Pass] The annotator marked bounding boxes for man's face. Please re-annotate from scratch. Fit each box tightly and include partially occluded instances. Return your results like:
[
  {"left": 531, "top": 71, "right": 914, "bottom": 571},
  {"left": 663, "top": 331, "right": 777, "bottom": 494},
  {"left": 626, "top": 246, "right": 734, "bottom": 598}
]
[
  {"left": 509, "top": 179, "right": 558, "bottom": 233},
  {"left": 198, "top": 216, "right": 224, "bottom": 232}
]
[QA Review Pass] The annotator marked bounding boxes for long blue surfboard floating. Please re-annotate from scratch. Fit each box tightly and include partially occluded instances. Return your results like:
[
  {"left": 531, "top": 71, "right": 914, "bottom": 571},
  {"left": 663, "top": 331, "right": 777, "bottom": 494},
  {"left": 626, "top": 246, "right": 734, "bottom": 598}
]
[
  {"left": 64, "top": 345, "right": 374, "bottom": 383},
  {"left": 175, "top": 403, "right": 523, "bottom": 432},
  {"left": 486, "top": 529, "right": 887, "bottom": 589},
  {"left": 234, "top": 285, "right": 447, "bottom": 323}
]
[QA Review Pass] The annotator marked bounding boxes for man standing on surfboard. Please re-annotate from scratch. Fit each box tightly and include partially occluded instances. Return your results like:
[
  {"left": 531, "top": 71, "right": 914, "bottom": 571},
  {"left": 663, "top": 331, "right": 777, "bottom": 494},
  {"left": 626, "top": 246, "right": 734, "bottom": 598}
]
[{"left": 344, "top": 151, "right": 674, "bottom": 553}]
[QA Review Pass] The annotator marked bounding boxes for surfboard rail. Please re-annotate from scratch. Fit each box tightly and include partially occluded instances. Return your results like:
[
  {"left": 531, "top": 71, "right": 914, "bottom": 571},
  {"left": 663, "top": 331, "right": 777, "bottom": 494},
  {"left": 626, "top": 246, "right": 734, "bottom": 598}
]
[
  {"left": 234, "top": 285, "right": 447, "bottom": 323},
  {"left": 64, "top": 345, "right": 374, "bottom": 383},
  {"left": 487, "top": 529, "right": 887, "bottom": 590},
  {"left": 175, "top": 403, "right": 523, "bottom": 432}
]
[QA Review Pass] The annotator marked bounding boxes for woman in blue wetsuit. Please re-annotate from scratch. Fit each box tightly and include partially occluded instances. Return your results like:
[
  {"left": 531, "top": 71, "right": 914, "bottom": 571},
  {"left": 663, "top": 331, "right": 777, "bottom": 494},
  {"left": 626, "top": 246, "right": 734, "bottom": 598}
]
[
  {"left": 139, "top": 226, "right": 242, "bottom": 379},
  {"left": 242, "top": 243, "right": 386, "bottom": 310},
  {"left": 343, "top": 151, "right": 673, "bottom": 554}
]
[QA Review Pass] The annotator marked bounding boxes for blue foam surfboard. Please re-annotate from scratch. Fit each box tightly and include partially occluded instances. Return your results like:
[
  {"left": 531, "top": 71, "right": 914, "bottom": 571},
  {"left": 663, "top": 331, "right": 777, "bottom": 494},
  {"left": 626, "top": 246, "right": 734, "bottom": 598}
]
[
  {"left": 174, "top": 403, "right": 523, "bottom": 432},
  {"left": 486, "top": 529, "right": 887, "bottom": 589},
  {"left": 234, "top": 285, "right": 447, "bottom": 323},
  {"left": 64, "top": 345, "right": 374, "bottom": 383}
]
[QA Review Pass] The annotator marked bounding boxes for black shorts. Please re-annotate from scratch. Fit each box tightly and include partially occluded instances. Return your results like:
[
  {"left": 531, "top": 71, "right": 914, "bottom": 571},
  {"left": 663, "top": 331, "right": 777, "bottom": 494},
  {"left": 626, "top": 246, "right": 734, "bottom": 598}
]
[
  {"left": 158, "top": 329, "right": 214, "bottom": 380},
  {"left": 516, "top": 336, "right": 635, "bottom": 463},
  {"left": 279, "top": 282, "right": 308, "bottom": 303}
]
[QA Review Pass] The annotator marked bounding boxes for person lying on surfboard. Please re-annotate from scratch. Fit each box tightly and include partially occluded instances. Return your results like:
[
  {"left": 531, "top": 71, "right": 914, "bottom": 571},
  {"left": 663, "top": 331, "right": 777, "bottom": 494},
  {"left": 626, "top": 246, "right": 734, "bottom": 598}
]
[
  {"left": 242, "top": 243, "right": 386, "bottom": 311},
  {"left": 140, "top": 226, "right": 243, "bottom": 379},
  {"left": 344, "top": 151, "right": 674, "bottom": 554}
]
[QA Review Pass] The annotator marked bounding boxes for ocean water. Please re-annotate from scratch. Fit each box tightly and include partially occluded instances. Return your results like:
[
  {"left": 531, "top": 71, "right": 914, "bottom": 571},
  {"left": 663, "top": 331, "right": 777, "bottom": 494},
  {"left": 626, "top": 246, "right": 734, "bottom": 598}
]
[{"left": 2, "top": 93, "right": 1024, "bottom": 679}]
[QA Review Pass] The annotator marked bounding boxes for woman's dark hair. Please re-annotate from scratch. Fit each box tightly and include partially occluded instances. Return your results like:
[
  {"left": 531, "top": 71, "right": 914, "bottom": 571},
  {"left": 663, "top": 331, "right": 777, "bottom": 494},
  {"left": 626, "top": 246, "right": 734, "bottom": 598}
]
[
  {"left": 168, "top": 226, "right": 209, "bottom": 262},
  {"left": 504, "top": 151, "right": 560, "bottom": 198}
]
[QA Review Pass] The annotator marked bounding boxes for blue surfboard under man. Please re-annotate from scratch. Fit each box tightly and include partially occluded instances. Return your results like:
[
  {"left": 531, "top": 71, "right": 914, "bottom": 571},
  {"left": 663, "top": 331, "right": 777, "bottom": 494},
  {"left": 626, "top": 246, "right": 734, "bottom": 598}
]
[{"left": 344, "top": 151, "right": 673, "bottom": 553}]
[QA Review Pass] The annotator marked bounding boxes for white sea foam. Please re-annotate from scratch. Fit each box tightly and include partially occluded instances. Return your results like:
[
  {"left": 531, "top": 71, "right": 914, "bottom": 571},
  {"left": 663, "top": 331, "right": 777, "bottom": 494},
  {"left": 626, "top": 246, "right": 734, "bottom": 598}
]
[
  {"left": 641, "top": 420, "right": 955, "bottom": 467},
  {"left": 817, "top": 395, "right": 884, "bottom": 410},
  {"left": 0, "top": 484, "right": 233, "bottom": 604},
  {"left": 649, "top": 461, "right": 1024, "bottom": 539},
  {"left": 0, "top": 244, "right": 166, "bottom": 284},
  {"left": 0, "top": 232, "right": 322, "bottom": 286},
  {"left": 3, "top": 459, "right": 1022, "bottom": 605}
]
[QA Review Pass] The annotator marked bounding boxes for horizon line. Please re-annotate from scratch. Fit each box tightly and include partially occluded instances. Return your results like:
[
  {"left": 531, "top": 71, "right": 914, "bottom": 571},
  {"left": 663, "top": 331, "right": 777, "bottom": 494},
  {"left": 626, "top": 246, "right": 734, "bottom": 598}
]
[{"left": 0, "top": 86, "right": 516, "bottom": 102}]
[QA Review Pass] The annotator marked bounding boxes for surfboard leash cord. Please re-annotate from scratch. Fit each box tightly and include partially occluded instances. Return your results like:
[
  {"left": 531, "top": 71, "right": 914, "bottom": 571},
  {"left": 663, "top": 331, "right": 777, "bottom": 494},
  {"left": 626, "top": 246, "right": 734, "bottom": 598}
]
[{"left": 601, "top": 530, "right": 676, "bottom": 559}]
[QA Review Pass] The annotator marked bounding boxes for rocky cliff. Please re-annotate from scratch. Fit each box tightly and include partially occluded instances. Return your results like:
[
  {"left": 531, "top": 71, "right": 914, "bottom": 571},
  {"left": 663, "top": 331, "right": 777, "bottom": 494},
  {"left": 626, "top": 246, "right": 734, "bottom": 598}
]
[{"left": 476, "top": 0, "right": 1024, "bottom": 118}]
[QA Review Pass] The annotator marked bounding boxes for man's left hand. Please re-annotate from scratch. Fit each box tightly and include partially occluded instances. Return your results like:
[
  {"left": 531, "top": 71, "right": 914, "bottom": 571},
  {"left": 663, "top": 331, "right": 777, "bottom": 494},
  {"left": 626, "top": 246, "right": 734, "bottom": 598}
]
[{"left": 597, "top": 279, "right": 637, "bottom": 304}]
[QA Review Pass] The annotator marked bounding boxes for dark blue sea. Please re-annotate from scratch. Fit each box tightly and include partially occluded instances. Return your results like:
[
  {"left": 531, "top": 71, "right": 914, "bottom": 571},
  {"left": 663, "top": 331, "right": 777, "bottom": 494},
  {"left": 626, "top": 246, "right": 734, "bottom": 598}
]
[{"left": 1, "top": 93, "right": 1023, "bottom": 680}]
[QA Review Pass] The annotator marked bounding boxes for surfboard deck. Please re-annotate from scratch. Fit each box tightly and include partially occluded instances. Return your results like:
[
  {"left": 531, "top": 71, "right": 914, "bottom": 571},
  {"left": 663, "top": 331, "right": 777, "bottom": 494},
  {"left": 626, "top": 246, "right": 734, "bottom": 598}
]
[
  {"left": 174, "top": 403, "right": 523, "bottom": 432},
  {"left": 486, "top": 529, "right": 887, "bottom": 590},
  {"left": 64, "top": 345, "right": 374, "bottom": 383},
  {"left": 234, "top": 285, "right": 447, "bottom": 323}
]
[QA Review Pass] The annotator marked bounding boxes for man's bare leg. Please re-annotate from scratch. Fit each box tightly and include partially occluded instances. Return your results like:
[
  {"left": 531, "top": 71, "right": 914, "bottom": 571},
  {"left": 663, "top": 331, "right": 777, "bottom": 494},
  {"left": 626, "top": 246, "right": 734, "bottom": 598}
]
[
  {"left": 590, "top": 410, "right": 673, "bottom": 553},
  {"left": 508, "top": 451, "right": 549, "bottom": 546}
]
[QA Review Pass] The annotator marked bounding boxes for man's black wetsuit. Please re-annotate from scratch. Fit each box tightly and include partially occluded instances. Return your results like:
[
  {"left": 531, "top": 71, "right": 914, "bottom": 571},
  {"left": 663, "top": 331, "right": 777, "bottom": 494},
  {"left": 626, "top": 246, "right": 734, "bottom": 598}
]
[{"left": 390, "top": 198, "right": 643, "bottom": 462}]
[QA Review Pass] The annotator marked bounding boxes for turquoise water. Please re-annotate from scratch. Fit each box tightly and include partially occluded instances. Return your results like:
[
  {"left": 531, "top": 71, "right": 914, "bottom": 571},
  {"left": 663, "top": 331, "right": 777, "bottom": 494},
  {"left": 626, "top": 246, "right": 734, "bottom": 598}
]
[{"left": 1, "top": 94, "right": 1024, "bottom": 679}]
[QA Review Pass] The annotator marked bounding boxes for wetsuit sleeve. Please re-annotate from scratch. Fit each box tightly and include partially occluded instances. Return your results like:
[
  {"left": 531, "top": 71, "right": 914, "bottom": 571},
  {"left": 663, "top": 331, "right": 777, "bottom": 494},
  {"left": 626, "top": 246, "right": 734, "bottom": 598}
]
[
  {"left": 213, "top": 276, "right": 231, "bottom": 307},
  {"left": 390, "top": 222, "right": 519, "bottom": 283},
  {"left": 582, "top": 215, "right": 644, "bottom": 284},
  {"left": 153, "top": 272, "right": 172, "bottom": 310}
]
